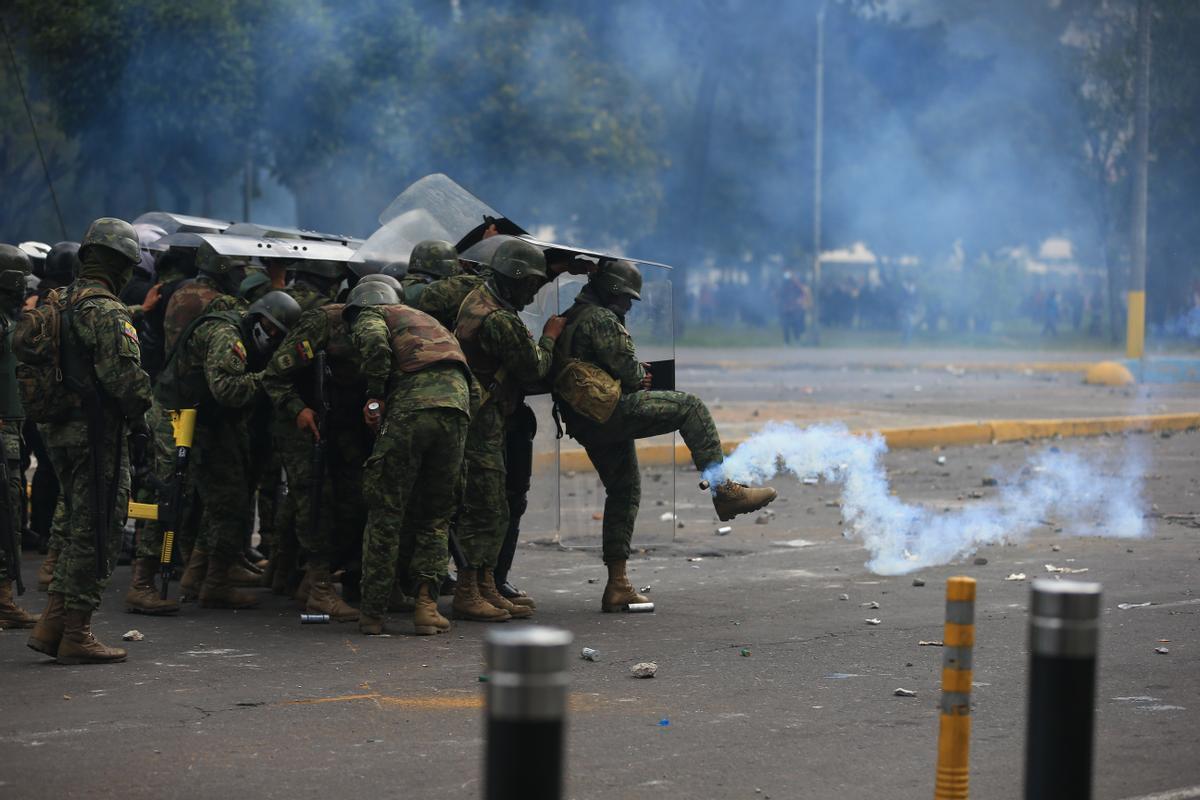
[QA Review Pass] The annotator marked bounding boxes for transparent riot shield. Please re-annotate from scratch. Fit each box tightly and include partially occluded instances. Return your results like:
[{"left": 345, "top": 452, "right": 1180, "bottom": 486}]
[{"left": 545, "top": 267, "right": 676, "bottom": 551}]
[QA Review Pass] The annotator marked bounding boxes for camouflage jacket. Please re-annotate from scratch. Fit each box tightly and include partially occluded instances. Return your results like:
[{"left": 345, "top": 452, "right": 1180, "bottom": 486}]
[
  {"left": 352, "top": 308, "right": 471, "bottom": 416},
  {"left": 0, "top": 298, "right": 21, "bottom": 420},
  {"left": 416, "top": 273, "right": 485, "bottom": 330},
  {"left": 286, "top": 280, "right": 336, "bottom": 313},
  {"left": 455, "top": 283, "right": 555, "bottom": 413},
  {"left": 558, "top": 291, "right": 644, "bottom": 393},
  {"left": 176, "top": 295, "right": 260, "bottom": 412},
  {"left": 262, "top": 304, "right": 365, "bottom": 424},
  {"left": 43, "top": 277, "right": 153, "bottom": 445}
]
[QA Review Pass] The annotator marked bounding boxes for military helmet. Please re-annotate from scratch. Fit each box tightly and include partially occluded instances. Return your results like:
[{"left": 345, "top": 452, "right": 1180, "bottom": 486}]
[
  {"left": 489, "top": 239, "right": 546, "bottom": 281},
  {"left": 44, "top": 241, "right": 81, "bottom": 284},
  {"left": 237, "top": 269, "right": 272, "bottom": 302},
  {"left": 0, "top": 243, "right": 32, "bottom": 275},
  {"left": 359, "top": 273, "right": 402, "bottom": 291},
  {"left": 344, "top": 281, "right": 399, "bottom": 309},
  {"left": 18, "top": 241, "right": 50, "bottom": 276},
  {"left": 247, "top": 290, "right": 302, "bottom": 335},
  {"left": 79, "top": 217, "right": 140, "bottom": 263},
  {"left": 593, "top": 258, "right": 643, "bottom": 301},
  {"left": 195, "top": 241, "right": 249, "bottom": 276},
  {"left": 289, "top": 258, "right": 345, "bottom": 279},
  {"left": 381, "top": 261, "right": 407, "bottom": 281},
  {"left": 409, "top": 239, "right": 460, "bottom": 279}
]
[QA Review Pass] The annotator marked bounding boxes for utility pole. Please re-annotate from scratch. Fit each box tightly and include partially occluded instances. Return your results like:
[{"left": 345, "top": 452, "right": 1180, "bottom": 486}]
[
  {"left": 809, "top": 0, "right": 826, "bottom": 345},
  {"left": 1127, "top": 0, "right": 1151, "bottom": 360}
]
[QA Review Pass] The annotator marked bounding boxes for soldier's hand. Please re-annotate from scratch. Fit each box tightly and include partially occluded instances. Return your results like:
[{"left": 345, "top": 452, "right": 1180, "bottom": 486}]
[
  {"left": 296, "top": 408, "right": 320, "bottom": 442},
  {"left": 127, "top": 419, "right": 152, "bottom": 468},
  {"left": 640, "top": 367, "right": 653, "bottom": 390},
  {"left": 542, "top": 315, "right": 567, "bottom": 340},
  {"left": 142, "top": 283, "right": 163, "bottom": 313},
  {"left": 363, "top": 399, "right": 384, "bottom": 432}
]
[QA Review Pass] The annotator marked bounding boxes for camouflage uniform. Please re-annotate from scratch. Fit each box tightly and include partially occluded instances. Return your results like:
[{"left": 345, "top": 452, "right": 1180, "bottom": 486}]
[
  {"left": 454, "top": 283, "right": 556, "bottom": 569},
  {"left": 556, "top": 288, "right": 723, "bottom": 564},
  {"left": 172, "top": 294, "right": 260, "bottom": 563},
  {"left": 417, "top": 273, "right": 485, "bottom": 330},
  {"left": 1, "top": 280, "right": 25, "bottom": 591},
  {"left": 262, "top": 304, "right": 370, "bottom": 575},
  {"left": 43, "top": 276, "right": 152, "bottom": 609},
  {"left": 351, "top": 305, "right": 472, "bottom": 617},
  {"left": 131, "top": 396, "right": 175, "bottom": 562}
]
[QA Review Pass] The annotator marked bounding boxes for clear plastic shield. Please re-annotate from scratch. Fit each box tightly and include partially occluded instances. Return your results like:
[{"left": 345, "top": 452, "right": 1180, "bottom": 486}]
[{"left": 537, "top": 268, "right": 676, "bottom": 550}]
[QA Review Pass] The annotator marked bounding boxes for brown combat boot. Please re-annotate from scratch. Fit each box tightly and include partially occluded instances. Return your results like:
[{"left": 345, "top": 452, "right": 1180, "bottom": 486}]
[
  {"left": 711, "top": 479, "right": 777, "bottom": 522},
  {"left": 601, "top": 560, "right": 651, "bottom": 613},
  {"left": 56, "top": 607, "right": 127, "bottom": 665},
  {"left": 358, "top": 613, "right": 385, "bottom": 635},
  {"left": 178, "top": 547, "right": 209, "bottom": 602},
  {"left": 198, "top": 555, "right": 260, "bottom": 609},
  {"left": 0, "top": 580, "right": 39, "bottom": 629},
  {"left": 228, "top": 559, "right": 265, "bottom": 588},
  {"left": 478, "top": 570, "right": 532, "bottom": 619},
  {"left": 452, "top": 569, "right": 511, "bottom": 622},
  {"left": 124, "top": 558, "right": 181, "bottom": 615},
  {"left": 27, "top": 592, "right": 66, "bottom": 657},
  {"left": 305, "top": 568, "right": 359, "bottom": 622},
  {"left": 498, "top": 578, "right": 536, "bottom": 609},
  {"left": 413, "top": 582, "right": 450, "bottom": 635},
  {"left": 37, "top": 548, "right": 59, "bottom": 591},
  {"left": 292, "top": 568, "right": 314, "bottom": 609}
]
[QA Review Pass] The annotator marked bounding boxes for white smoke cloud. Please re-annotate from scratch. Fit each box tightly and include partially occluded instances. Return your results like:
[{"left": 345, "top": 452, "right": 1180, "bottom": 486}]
[{"left": 704, "top": 422, "right": 1147, "bottom": 575}]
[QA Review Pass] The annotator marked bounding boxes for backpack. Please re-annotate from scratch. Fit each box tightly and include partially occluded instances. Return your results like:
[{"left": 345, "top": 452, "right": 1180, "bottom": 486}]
[
  {"left": 12, "top": 286, "right": 113, "bottom": 422},
  {"left": 153, "top": 309, "right": 242, "bottom": 411},
  {"left": 552, "top": 304, "right": 621, "bottom": 424}
]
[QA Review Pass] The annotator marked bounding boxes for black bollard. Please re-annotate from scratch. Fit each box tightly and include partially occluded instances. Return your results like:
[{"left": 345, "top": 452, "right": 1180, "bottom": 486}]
[
  {"left": 485, "top": 627, "right": 573, "bottom": 800},
  {"left": 1024, "top": 579, "right": 1101, "bottom": 800}
]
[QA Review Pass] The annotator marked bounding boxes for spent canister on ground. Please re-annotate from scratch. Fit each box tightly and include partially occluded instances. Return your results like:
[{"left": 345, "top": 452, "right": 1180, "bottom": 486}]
[
  {"left": 485, "top": 627, "right": 572, "bottom": 800},
  {"left": 1024, "top": 580, "right": 1101, "bottom": 800}
]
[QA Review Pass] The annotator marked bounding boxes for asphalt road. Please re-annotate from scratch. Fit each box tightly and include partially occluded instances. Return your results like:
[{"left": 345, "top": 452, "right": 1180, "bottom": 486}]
[{"left": 3, "top": 426, "right": 1198, "bottom": 800}]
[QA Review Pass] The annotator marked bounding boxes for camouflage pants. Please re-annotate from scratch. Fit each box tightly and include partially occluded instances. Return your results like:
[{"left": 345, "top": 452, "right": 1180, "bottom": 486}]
[
  {"left": 133, "top": 399, "right": 177, "bottom": 560},
  {"left": 191, "top": 416, "right": 253, "bottom": 562},
  {"left": 359, "top": 407, "right": 466, "bottom": 616},
  {"left": 1, "top": 425, "right": 20, "bottom": 583},
  {"left": 457, "top": 402, "right": 508, "bottom": 569},
  {"left": 574, "top": 390, "right": 723, "bottom": 563},
  {"left": 45, "top": 431, "right": 130, "bottom": 610},
  {"left": 34, "top": 423, "right": 67, "bottom": 554},
  {"left": 274, "top": 417, "right": 368, "bottom": 571}
]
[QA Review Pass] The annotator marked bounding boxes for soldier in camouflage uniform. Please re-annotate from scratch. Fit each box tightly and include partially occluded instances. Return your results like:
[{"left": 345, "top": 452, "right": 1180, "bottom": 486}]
[
  {"left": 25, "top": 219, "right": 153, "bottom": 664},
  {"left": 400, "top": 239, "right": 460, "bottom": 307},
  {"left": 553, "top": 260, "right": 777, "bottom": 612},
  {"left": 0, "top": 244, "right": 39, "bottom": 629},
  {"left": 344, "top": 282, "right": 475, "bottom": 635},
  {"left": 452, "top": 239, "right": 566, "bottom": 622},
  {"left": 262, "top": 284, "right": 370, "bottom": 622}
]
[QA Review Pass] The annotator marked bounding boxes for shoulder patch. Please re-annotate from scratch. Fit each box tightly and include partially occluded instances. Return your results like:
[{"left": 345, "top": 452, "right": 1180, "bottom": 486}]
[
  {"left": 616, "top": 323, "right": 630, "bottom": 337},
  {"left": 232, "top": 340, "right": 247, "bottom": 362},
  {"left": 277, "top": 353, "right": 295, "bottom": 370},
  {"left": 296, "top": 340, "right": 314, "bottom": 363},
  {"left": 122, "top": 320, "right": 139, "bottom": 342}
]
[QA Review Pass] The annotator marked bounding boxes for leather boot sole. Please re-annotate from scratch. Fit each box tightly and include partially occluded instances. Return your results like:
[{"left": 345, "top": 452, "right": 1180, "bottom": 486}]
[{"left": 27, "top": 638, "right": 59, "bottom": 657}]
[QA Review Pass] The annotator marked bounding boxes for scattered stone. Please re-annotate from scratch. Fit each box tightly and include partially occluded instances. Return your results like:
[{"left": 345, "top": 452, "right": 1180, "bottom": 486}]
[
  {"left": 864, "top": 618, "right": 882, "bottom": 626},
  {"left": 1045, "top": 564, "right": 1088, "bottom": 574},
  {"left": 893, "top": 688, "right": 917, "bottom": 698},
  {"left": 1117, "top": 602, "right": 1152, "bottom": 610},
  {"left": 587, "top": 578, "right": 598, "bottom": 584},
  {"left": 802, "top": 476, "right": 819, "bottom": 485},
  {"left": 1154, "top": 647, "right": 1170, "bottom": 655},
  {"left": 1051, "top": 544, "right": 1061, "bottom": 552},
  {"left": 968, "top": 491, "right": 984, "bottom": 499},
  {"left": 754, "top": 515, "right": 770, "bottom": 525},
  {"left": 639, "top": 585, "right": 652, "bottom": 593},
  {"left": 838, "top": 593, "right": 850, "bottom": 601},
  {"left": 630, "top": 662, "right": 658, "bottom": 678},
  {"left": 686, "top": 557, "right": 703, "bottom": 563},
  {"left": 936, "top": 456, "right": 946, "bottom": 465},
  {"left": 861, "top": 601, "right": 880, "bottom": 609},
  {"left": 677, "top": 521, "right": 685, "bottom": 529},
  {"left": 973, "top": 557, "right": 988, "bottom": 566},
  {"left": 591, "top": 512, "right": 603, "bottom": 521},
  {"left": 581, "top": 648, "right": 601, "bottom": 662},
  {"left": 659, "top": 511, "right": 674, "bottom": 522},
  {"left": 981, "top": 477, "right": 999, "bottom": 487},
  {"left": 1005, "top": 573, "right": 1027, "bottom": 581},
  {"left": 122, "top": 630, "right": 144, "bottom": 642},
  {"left": 918, "top": 641, "right": 944, "bottom": 647},
  {"left": 912, "top": 578, "right": 926, "bottom": 587}
]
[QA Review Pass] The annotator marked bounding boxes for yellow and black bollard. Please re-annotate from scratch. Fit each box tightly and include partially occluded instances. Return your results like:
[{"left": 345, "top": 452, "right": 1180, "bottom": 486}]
[{"left": 934, "top": 576, "right": 976, "bottom": 799}]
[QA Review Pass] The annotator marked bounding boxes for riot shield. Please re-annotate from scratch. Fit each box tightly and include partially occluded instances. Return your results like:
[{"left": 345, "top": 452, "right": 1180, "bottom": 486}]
[{"left": 132, "top": 212, "right": 234, "bottom": 235}]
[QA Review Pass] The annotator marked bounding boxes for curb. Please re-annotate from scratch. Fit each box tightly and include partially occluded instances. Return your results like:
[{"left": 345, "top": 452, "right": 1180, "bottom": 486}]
[{"left": 553, "top": 412, "right": 1200, "bottom": 472}]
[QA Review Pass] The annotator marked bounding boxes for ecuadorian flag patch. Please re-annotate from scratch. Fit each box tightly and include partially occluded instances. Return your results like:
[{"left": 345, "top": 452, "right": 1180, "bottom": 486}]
[
  {"left": 122, "top": 320, "right": 139, "bottom": 341},
  {"left": 296, "top": 340, "right": 315, "bottom": 363},
  {"left": 232, "top": 340, "right": 247, "bottom": 361}
]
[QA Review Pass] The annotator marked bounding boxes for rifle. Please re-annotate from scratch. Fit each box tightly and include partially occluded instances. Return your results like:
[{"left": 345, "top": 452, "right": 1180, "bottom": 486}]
[
  {"left": 0, "top": 432, "right": 23, "bottom": 595},
  {"left": 309, "top": 351, "right": 329, "bottom": 556},
  {"left": 158, "top": 409, "right": 196, "bottom": 598},
  {"left": 84, "top": 393, "right": 123, "bottom": 580}
]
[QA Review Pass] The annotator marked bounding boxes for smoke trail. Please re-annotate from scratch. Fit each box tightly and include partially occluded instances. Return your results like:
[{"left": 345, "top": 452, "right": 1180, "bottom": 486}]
[{"left": 703, "top": 422, "right": 1147, "bottom": 575}]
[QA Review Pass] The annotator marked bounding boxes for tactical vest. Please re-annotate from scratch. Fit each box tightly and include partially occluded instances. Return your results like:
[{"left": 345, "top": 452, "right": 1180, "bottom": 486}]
[
  {"left": 164, "top": 279, "right": 221, "bottom": 351},
  {"left": 454, "top": 285, "right": 519, "bottom": 412},
  {"left": 382, "top": 304, "right": 467, "bottom": 373},
  {"left": 157, "top": 309, "right": 244, "bottom": 411},
  {"left": 316, "top": 305, "right": 364, "bottom": 388},
  {"left": 1, "top": 311, "right": 21, "bottom": 420},
  {"left": 419, "top": 273, "right": 484, "bottom": 330}
]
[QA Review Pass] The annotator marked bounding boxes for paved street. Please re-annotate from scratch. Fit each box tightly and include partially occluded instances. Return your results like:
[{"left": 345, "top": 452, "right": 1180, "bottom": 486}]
[{"left": 2, "top": 349, "right": 1198, "bottom": 799}]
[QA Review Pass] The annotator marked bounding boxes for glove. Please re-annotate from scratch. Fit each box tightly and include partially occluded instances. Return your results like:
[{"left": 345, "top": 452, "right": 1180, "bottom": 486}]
[{"left": 127, "top": 418, "right": 152, "bottom": 471}]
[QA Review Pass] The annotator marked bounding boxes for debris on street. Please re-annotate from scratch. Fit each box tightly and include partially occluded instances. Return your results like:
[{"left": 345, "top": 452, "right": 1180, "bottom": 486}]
[
  {"left": 581, "top": 648, "right": 601, "bottom": 662},
  {"left": 122, "top": 630, "right": 144, "bottom": 642},
  {"left": 893, "top": 688, "right": 917, "bottom": 697},
  {"left": 861, "top": 601, "right": 880, "bottom": 609},
  {"left": 973, "top": 557, "right": 988, "bottom": 565},
  {"left": 1154, "top": 647, "right": 1170, "bottom": 655},
  {"left": 865, "top": 618, "right": 882, "bottom": 626},
  {"left": 715, "top": 526, "right": 732, "bottom": 536},
  {"left": 838, "top": 593, "right": 850, "bottom": 601},
  {"left": 912, "top": 578, "right": 926, "bottom": 587},
  {"left": 1005, "top": 573, "right": 1027, "bottom": 581},
  {"left": 1045, "top": 564, "right": 1089, "bottom": 574},
  {"left": 631, "top": 662, "right": 658, "bottom": 678},
  {"left": 981, "top": 477, "right": 999, "bottom": 487},
  {"left": 740, "top": 648, "right": 751, "bottom": 657},
  {"left": 1117, "top": 602, "right": 1152, "bottom": 610},
  {"left": 918, "top": 640, "right": 944, "bottom": 647}
]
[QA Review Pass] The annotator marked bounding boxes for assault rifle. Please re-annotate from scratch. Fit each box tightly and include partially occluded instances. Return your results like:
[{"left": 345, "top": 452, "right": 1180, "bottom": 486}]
[{"left": 0, "top": 432, "right": 23, "bottom": 595}]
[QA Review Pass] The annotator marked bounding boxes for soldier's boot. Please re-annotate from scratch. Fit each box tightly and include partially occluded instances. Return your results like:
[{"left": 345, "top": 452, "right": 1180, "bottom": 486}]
[
  {"left": 478, "top": 570, "right": 532, "bottom": 619},
  {"left": 387, "top": 584, "right": 416, "bottom": 613},
  {"left": 261, "top": 558, "right": 277, "bottom": 591},
  {"left": 601, "top": 560, "right": 651, "bottom": 613},
  {"left": 178, "top": 548, "right": 209, "bottom": 602},
  {"left": 27, "top": 592, "right": 66, "bottom": 657},
  {"left": 292, "top": 569, "right": 314, "bottom": 609},
  {"left": 711, "top": 480, "right": 778, "bottom": 522},
  {"left": 198, "top": 556, "right": 260, "bottom": 610},
  {"left": 37, "top": 548, "right": 59, "bottom": 591},
  {"left": 0, "top": 580, "right": 39, "bottom": 629},
  {"left": 124, "top": 558, "right": 181, "bottom": 615},
  {"left": 497, "top": 578, "right": 536, "bottom": 609},
  {"left": 452, "top": 569, "right": 511, "bottom": 622},
  {"left": 228, "top": 559, "right": 266, "bottom": 588},
  {"left": 55, "top": 607, "right": 127, "bottom": 665},
  {"left": 413, "top": 583, "right": 450, "bottom": 636},
  {"left": 305, "top": 569, "right": 359, "bottom": 622},
  {"left": 358, "top": 614, "right": 385, "bottom": 636}
]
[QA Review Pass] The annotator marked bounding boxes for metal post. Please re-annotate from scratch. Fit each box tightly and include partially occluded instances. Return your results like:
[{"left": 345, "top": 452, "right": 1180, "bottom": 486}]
[
  {"left": 809, "top": 1, "right": 826, "bottom": 345},
  {"left": 485, "top": 627, "right": 573, "bottom": 800},
  {"left": 1024, "top": 580, "right": 1101, "bottom": 800},
  {"left": 1127, "top": 0, "right": 1152, "bottom": 360},
  {"left": 934, "top": 576, "right": 975, "bottom": 799}
]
